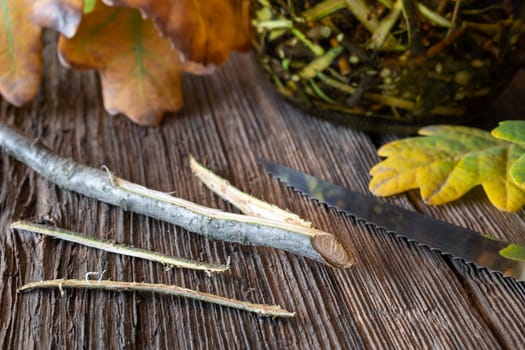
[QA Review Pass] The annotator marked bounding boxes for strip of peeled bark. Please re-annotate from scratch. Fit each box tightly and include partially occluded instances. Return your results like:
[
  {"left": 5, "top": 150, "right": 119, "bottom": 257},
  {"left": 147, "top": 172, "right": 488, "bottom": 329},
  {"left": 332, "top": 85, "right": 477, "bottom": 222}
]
[
  {"left": 11, "top": 220, "right": 229, "bottom": 275},
  {"left": 189, "top": 156, "right": 313, "bottom": 229},
  {"left": 0, "top": 122, "right": 354, "bottom": 268},
  {"left": 18, "top": 279, "right": 295, "bottom": 318}
]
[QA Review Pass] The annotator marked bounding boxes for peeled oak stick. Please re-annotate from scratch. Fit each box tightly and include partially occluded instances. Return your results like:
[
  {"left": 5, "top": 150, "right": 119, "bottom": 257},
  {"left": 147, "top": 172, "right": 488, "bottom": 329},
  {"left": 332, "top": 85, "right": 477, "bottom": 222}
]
[{"left": 0, "top": 122, "right": 354, "bottom": 268}]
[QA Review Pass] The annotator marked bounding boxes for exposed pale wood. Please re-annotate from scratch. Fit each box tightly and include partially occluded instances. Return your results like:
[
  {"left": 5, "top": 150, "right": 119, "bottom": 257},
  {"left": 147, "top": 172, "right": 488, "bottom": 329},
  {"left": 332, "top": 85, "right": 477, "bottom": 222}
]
[{"left": 0, "top": 35, "right": 524, "bottom": 348}]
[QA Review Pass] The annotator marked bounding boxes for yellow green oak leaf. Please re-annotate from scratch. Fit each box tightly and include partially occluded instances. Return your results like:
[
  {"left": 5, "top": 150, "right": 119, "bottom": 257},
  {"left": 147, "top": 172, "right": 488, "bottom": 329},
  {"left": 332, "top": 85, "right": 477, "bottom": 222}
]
[
  {"left": 369, "top": 124, "right": 525, "bottom": 212},
  {"left": 492, "top": 121, "right": 525, "bottom": 191},
  {"left": 499, "top": 243, "right": 525, "bottom": 261},
  {"left": 84, "top": 0, "right": 96, "bottom": 13}
]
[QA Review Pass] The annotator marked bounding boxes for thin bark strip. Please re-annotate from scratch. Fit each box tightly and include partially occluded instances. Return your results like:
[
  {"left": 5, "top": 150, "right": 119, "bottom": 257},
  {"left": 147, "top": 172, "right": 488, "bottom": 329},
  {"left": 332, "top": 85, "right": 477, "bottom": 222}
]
[
  {"left": 368, "top": 0, "right": 403, "bottom": 50},
  {"left": 17, "top": 279, "right": 295, "bottom": 318},
  {"left": 0, "top": 122, "right": 354, "bottom": 268},
  {"left": 189, "top": 156, "right": 313, "bottom": 229},
  {"left": 401, "top": 0, "right": 425, "bottom": 56},
  {"left": 10, "top": 221, "right": 229, "bottom": 275}
]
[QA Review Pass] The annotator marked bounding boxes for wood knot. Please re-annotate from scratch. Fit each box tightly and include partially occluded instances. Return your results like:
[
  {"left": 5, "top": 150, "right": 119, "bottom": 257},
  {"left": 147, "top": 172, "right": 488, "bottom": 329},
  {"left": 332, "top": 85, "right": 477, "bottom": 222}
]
[{"left": 312, "top": 234, "right": 356, "bottom": 268}]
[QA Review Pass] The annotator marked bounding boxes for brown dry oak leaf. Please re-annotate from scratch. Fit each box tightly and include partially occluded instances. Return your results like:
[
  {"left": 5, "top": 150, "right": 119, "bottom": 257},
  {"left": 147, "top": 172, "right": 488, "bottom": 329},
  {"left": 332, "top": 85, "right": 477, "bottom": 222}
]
[
  {"left": 0, "top": 0, "right": 43, "bottom": 106},
  {"left": 58, "top": 1, "right": 186, "bottom": 125},
  {"left": 103, "top": 0, "right": 251, "bottom": 66}
]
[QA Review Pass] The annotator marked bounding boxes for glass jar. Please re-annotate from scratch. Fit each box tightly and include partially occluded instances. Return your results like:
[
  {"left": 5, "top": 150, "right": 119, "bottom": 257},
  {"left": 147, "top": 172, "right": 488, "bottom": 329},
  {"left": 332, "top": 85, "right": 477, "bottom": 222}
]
[{"left": 251, "top": 0, "right": 525, "bottom": 133}]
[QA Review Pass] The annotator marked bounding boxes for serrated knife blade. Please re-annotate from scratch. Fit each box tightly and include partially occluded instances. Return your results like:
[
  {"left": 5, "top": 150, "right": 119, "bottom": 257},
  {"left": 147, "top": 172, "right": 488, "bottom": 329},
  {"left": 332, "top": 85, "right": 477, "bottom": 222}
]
[{"left": 259, "top": 159, "right": 525, "bottom": 282}]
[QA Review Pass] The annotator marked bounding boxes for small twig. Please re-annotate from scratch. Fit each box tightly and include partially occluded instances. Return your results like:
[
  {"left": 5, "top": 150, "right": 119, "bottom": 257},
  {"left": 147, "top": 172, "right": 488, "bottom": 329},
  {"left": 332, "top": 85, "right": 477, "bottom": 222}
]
[
  {"left": 416, "top": 3, "right": 452, "bottom": 28},
  {"left": 253, "top": 19, "right": 293, "bottom": 30},
  {"left": 447, "top": 0, "right": 461, "bottom": 36},
  {"left": 345, "top": 73, "right": 377, "bottom": 107},
  {"left": 290, "top": 28, "right": 325, "bottom": 56},
  {"left": 317, "top": 72, "right": 356, "bottom": 95},
  {"left": 401, "top": 0, "right": 425, "bottom": 56},
  {"left": 410, "top": 26, "right": 465, "bottom": 66},
  {"left": 463, "top": 19, "right": 513, "bottom": 36},
  {"left": 345, "top": 0, "right": 401, "bottom": 50},
  {"left": 17, "top": 279, "right": 295, "bottom": 318},
  {"left": 368, "top": 0, "right": 403, "bottom": 50},
  {"left": 450, "top": 0, "right": 461, "bottom": 27},
  {"left": 309, "top": 78, "right": 337, "bottom": 104},
  {"left": 0, "top": 122, "right": 354, "bottom": 268},
  {"left": 10, "top": 221, "right": 229, "bottom": 275},
  {"left": 302, "top": 0, "right": 347, "bottom": 22},
  {"left": 298, "top": 46, "right": 344, "bottom": 80},
  {"left": 436, "top": 0, "right": 448, "bottom": 14}
]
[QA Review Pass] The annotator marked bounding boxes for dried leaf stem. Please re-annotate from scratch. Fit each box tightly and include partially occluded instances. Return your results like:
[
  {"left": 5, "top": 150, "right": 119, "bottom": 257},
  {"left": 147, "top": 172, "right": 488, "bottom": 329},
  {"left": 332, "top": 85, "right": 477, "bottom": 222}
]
[
  {"left": 401, "top": 0, "right": 424, "bottom": 56},
  {"left": 10, "top": 221, "right": 229, "bottom": 275},
  {"left": 343, "top": 0, "right": 380, "bottom": 33},
  {"left": 302, "top": 0, "right": 346, "bottom": 22},
  {"left": 368, "top": 0, "right": 403, "bottom": 50},
  {"left": 17, "top": 279, "right": 295, "bottom": 318},
  {"left": 0, "top": 122, "right": 354, "bottom": 268}
]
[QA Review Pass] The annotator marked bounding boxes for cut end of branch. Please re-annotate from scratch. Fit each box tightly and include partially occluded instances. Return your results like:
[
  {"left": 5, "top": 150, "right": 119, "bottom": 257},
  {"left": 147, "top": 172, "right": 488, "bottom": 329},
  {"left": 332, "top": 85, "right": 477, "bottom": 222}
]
[{"left": 312, "top": 234, "right": 355, "bottom": 268}]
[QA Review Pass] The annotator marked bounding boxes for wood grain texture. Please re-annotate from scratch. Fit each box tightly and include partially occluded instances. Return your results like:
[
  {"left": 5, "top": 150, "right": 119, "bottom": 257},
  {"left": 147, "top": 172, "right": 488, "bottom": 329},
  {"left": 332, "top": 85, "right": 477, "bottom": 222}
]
[{"left": 0, "top": 35, "right": 524, "bottom": 349}]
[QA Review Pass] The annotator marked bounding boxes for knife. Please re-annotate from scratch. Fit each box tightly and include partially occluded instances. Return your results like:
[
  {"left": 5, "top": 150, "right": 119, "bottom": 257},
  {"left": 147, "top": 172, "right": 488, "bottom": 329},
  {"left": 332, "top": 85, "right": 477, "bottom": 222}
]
[{"left": 259, "top": 159, "right": 525, "bottom": 282}]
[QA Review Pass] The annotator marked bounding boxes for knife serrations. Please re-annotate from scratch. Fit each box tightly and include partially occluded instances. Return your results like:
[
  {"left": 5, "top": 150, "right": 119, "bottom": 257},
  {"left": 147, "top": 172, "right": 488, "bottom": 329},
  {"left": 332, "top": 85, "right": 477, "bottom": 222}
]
[{"left": 258, "top": 159, "right": 525, "bottom": 282}]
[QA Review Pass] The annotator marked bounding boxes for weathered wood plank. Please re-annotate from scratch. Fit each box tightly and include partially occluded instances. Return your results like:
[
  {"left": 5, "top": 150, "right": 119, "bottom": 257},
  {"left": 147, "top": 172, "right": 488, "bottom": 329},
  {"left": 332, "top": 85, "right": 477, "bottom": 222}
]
[
  {"left": 177, "top": 54, "right": 519, "bottom": 348},
  {"left": 393, "top": 70, "right": 525, "bottom": 349},
  {"left": 0, "top": 35, "right": 524, "bottom": 349}
]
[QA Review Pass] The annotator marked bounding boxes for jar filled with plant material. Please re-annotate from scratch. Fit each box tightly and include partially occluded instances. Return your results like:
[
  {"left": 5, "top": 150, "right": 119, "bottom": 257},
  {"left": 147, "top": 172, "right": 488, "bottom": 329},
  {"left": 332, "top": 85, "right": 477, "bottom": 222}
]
[{"left": 251, "top": 0, "right": 525, "bottom": 133}]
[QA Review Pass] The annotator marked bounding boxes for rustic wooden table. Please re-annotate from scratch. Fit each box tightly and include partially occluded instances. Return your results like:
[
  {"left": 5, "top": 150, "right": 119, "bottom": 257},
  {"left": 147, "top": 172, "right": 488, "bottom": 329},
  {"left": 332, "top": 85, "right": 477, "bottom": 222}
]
[{"left": 1, "top": 44, "right": 524, "bottom": 349}]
